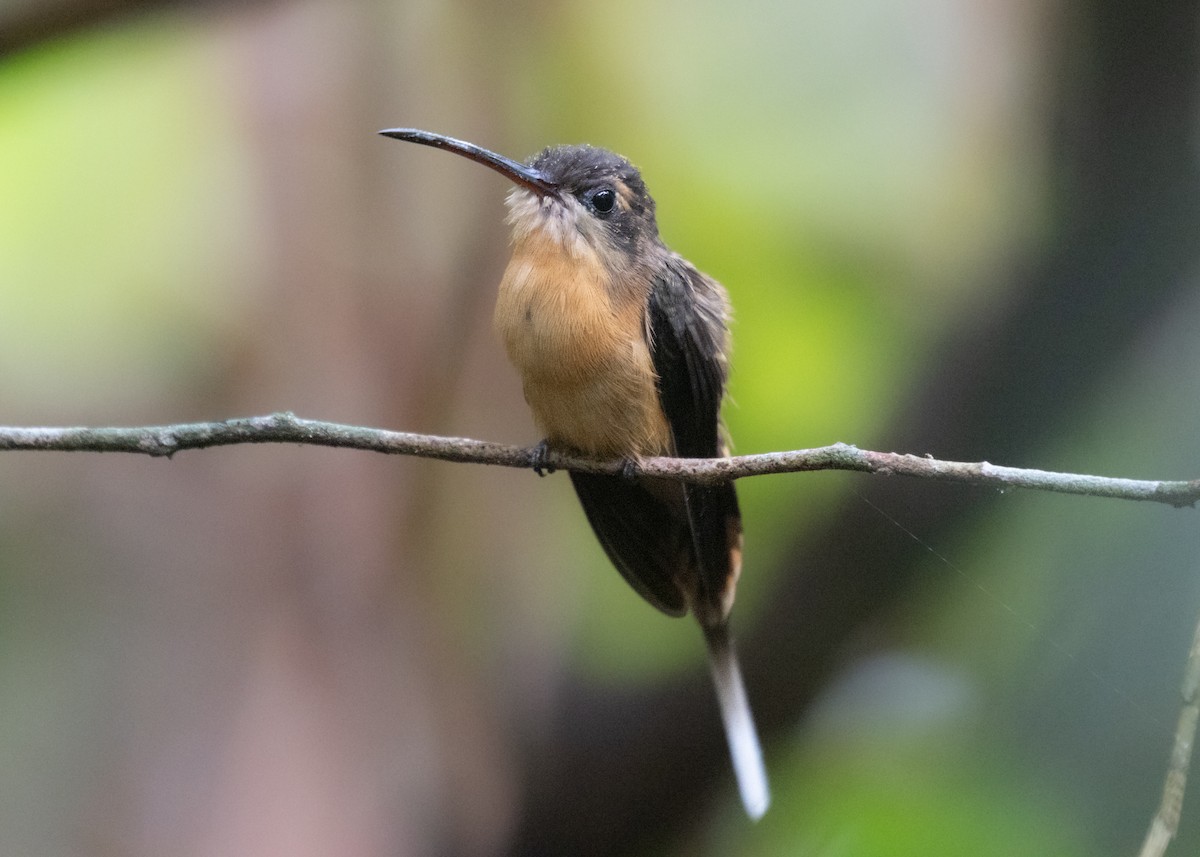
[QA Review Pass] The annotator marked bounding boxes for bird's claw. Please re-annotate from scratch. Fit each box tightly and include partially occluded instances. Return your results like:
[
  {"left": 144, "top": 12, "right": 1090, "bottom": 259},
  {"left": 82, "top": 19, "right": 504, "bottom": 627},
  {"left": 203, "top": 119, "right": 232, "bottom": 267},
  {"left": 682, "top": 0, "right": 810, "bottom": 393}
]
[
  {"left": 620, "top": 457, "right": 638, "bottom": 482},
  {"left": 531, "top": 440, "right": 556, "bottom": 477}
]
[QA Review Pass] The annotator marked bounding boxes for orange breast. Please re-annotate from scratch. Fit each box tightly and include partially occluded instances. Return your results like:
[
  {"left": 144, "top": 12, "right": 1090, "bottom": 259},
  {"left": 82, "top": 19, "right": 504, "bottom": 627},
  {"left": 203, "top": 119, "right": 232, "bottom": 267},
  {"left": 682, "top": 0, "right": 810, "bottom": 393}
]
[{"left": 493, "top": 234, "right": 671, "bottom": 458}]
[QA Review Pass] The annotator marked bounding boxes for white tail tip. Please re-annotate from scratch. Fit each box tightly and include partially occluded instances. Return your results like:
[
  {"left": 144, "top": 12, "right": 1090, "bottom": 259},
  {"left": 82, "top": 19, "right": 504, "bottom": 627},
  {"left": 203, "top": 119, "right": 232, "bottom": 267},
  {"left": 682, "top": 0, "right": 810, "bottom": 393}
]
[{"left": 706, "top": 628, "right": 770, "bottom": 819}]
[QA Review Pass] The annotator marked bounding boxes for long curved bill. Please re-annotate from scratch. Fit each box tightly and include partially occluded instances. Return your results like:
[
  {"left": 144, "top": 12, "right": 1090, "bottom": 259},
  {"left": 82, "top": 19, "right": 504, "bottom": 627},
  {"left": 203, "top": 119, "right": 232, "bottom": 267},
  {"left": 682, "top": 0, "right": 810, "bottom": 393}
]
[{"left": 379, "top": 128, "right": 557, "bottom": 196}]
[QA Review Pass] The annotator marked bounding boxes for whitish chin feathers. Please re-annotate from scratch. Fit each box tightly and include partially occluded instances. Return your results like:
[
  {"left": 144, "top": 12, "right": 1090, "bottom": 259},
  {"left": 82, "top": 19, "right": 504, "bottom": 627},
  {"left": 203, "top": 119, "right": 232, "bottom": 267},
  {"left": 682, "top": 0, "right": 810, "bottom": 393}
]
[{"left": 504, "top": 188, "right": 585, "bottom": 253}]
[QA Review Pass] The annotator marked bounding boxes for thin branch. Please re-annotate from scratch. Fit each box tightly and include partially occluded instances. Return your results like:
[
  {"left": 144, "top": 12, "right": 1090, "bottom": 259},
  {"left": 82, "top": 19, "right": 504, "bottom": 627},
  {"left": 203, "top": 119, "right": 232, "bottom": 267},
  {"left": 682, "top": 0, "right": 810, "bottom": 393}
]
[
  {"left": 1138, "top": 604, "right": 1200, "bottom": 857},
  {"left": 1, "top": 411, "right": 1198, "bottom": 507}
]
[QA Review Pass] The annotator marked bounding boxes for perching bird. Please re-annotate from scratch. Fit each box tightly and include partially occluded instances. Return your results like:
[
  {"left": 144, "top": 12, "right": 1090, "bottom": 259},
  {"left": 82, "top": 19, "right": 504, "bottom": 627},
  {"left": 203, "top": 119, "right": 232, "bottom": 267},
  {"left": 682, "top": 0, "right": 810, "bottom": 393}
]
[{"left": 381, "top": 128, "right": 769, "bottom": 819}]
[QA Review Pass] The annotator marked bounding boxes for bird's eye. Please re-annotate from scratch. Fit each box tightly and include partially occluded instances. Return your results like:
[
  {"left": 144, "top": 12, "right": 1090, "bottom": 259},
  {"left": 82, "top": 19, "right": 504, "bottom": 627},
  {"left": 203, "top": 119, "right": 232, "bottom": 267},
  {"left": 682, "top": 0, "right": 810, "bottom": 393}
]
[{"left": 588, "top": 188, "right": 617, "bottom": 215}]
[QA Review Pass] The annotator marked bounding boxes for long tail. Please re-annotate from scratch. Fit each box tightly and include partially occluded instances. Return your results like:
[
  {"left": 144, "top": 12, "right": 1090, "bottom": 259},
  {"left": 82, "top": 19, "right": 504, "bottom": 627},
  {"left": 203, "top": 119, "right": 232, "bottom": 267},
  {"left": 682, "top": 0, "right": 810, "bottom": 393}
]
[{"left": 703, "top": 622, "right": 770, "bottom": 819}]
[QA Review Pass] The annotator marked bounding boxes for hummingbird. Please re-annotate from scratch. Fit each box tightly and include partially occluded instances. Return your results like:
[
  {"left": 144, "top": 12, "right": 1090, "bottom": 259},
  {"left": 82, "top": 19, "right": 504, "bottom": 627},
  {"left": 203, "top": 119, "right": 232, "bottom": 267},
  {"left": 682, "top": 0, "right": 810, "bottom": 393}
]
[{"left": 381, "top": 128, "right": 769, "bottom": 819}]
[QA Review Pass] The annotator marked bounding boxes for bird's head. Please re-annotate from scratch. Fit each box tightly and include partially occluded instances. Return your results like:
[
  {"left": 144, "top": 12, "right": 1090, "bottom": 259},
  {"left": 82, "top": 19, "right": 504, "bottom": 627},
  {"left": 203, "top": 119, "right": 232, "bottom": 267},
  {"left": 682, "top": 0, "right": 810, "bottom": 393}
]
[{"left": 380, "top": 129, "right": 662, "bottom": 276}]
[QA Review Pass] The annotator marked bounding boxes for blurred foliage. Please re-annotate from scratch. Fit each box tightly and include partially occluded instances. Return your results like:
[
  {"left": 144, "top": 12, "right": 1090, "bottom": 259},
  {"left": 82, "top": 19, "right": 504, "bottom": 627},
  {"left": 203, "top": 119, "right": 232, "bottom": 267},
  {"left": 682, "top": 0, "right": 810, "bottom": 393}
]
[
  {"left": 2, "top": 1, "right": 1198, "bottom": 855},
  {"left": 0, "top": 15, "right": 259, "bottom": 418},
  {"left": 714, "top": 720, "right": 1087, "bottom": 857}
]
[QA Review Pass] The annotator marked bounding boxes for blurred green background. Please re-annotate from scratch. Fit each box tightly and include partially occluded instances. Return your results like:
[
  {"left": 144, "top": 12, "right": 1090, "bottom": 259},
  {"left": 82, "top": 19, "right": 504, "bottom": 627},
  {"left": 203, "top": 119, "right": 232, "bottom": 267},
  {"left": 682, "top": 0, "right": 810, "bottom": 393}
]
[{"left": 2, "top": 1, "right": 1199, "bottom": 855}]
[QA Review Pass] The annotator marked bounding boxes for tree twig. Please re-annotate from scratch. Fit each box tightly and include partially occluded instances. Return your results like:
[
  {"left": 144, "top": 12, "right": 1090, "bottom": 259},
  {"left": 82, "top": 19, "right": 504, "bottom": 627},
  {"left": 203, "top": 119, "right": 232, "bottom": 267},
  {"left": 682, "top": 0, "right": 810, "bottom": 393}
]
[
  {"left": 1138, "top": 604, "right": 1200, "bottom": 857},
  {"left": 1, "top": 411, "right": 1198, "bottom": 507}
]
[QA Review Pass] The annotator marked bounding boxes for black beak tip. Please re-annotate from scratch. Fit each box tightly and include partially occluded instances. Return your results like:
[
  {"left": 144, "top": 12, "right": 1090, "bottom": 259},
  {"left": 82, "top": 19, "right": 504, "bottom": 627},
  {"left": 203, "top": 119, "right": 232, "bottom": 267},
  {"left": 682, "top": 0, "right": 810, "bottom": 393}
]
[{"left": 379, "top": 128, "right": 418, "bottom": 141}]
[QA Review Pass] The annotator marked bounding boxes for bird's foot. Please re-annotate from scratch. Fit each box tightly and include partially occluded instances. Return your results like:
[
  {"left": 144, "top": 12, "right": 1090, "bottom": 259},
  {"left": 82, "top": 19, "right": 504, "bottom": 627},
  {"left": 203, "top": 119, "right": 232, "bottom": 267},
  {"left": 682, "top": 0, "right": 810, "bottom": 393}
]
[
  {"left": 530, "top": 439, "right": 556, "bottom": 477},
  {"left": 619, "top": 457, "right": 639, "bottom": 482}
]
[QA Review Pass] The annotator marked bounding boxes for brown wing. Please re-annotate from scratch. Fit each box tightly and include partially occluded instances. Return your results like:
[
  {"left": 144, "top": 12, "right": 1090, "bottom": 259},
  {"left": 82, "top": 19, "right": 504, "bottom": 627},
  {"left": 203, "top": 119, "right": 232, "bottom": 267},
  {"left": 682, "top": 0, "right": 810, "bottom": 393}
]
[
  {"left": 568, "top": 471, "right": 688, "bottom": 617},
  {"left": 645, "top": 256, "right": 742, "bottom": 627}
]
